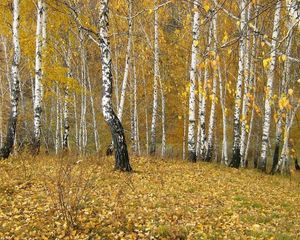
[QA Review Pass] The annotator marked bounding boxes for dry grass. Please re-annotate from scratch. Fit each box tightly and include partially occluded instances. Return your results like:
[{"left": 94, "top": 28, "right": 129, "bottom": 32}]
[{"left": 0, "top": 154, "right": 300, "bottom": 239}]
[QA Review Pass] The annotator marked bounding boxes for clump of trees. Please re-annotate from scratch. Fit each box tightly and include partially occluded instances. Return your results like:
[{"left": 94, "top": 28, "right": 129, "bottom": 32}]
[{"left": 0, "top": 0, "right": 299, "bottom": 174}]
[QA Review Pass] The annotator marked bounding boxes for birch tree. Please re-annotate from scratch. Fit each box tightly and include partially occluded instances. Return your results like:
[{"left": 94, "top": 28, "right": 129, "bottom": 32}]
[
  {"left": 205, "top": 11, "right": 218, "bottom": 162},
  {"left": 230, "top": 0, "right": 247, "bottom": 168},
  {"left": 117, "top": 0, "right": 133, "bottom": 122},
  {"left": 150, "top": 1, "right": 160, "bottom": 156},
  {"left": 33, "top": 0, "right": 46, "bottom": 154},
  {"left": 272, "top": 2, "right": 295, "bottom": 173},
  {"left": 199, "top": 18, "right": 213, "bottom": 160},
  {"left": 187, "top": 0, "right": 200, "bottom": 162},
  {"left": 0, "top": 0, "right": 21, "bottom": 159},
  {"left": 99, "top": 0, "right": 132, "bottom": 171},
  {"left": 258, "top": 0, "right": 281, "bottom": 171}
]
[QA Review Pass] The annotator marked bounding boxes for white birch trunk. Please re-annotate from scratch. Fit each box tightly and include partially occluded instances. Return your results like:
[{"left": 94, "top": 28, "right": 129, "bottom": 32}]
[
  {"left": 63, "top": 47, "right": 71, "bottom": 151},
  {"left": 272, "top": 12, "right": 294, "bottom": 173},
  {"left": 230, "top": 0, "right": 247, "bottom": 168},
  {"left": 219, "top": 65, "right": 228, "bottom": 165},
  {"left": 55, "top": 86, "right": 60, "bottom": 154},
  {"left": 240, "top": 3, "right": 252, "bottom": 167},
  {"left": 0, "top": 0, "right": 21, "bottom": 159},
  {"left": 1, "top": 37, "right": 11, "bottom": 94},
  {"left": 275, "top": 104, "right": 299, "bottom": 174},
  {"left": 159, "top": 76, "right": 166, "bottom": 158},
  {"left": 73, "top": 94, "right": 79, "bottom": 150},
  {"left": 117, "top": 0, "right": 132, "bottom": 122},
  {"left": 196, "top": 70, "right": 202, "bottom": 157},
  {"left": 33, "top": 0, "right": 46, "bottom": 153},
  {"left": 100, "top": 0, "right": 132, "bottom": 171},
  {"left": 188, "top": 0, "right": 200, "bottom": 162},
  {"left": 150, "top": 2, "right": 160, "bottom": 155},
  {"left": 87, "top": 68, "right": 100, "bottom": 152},
  {"left": 183, "top": 112, "right": 187, "bottom": 160},
  {"left": 206, "top": 12, "right": 218, "bottom": 162},
  {"left": 199, "top": 20, "right": 213, "bottom": 160},
  {"left": 133, "top": 59, "right": 139, "bottom": 155},
  {"left": 143, "top": 74, "right": 149, "bottom": 155},
  {"left": 259, "top": 0, "right": 281, "bottom": 171}
]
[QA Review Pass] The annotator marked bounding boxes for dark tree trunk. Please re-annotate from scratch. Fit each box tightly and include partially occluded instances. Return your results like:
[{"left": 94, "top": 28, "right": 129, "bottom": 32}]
[
  {"left": 295, "top": 158, "right": 300, "bottom": 170},
  {"left": 107, "top": 116, "right": 132, "bottom": 171},
  {"left": 271, "top": 142, "right": 280, "bottom": 174},
  {"left": 0, "top": 114, "right": 18, "bottom": 159},
  {"left": 205, "top": 146, "right": 213, "bottom": 162},
  {"left": 230, "top": 147, "right": 241, "bottom": 168},
  {"left": 188, "top": 151, "right": 196, "bottom": 162}
]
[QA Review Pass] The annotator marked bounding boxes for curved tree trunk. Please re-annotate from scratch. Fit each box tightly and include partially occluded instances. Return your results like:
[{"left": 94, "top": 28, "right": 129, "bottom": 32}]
[
  {"left": 0, "top": 0, "right": 21, "bottom": 159},
  {"left": 99, "top": 0, "right": 132, "bottom": 172}
]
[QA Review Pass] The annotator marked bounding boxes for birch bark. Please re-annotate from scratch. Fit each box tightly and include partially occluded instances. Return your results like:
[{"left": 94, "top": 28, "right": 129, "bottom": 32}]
[
  {"left": 188, "top": 0, "right": 200, "bottom": 162},
  {"left": 199, "top": 19, "right": 213, "bottom": 160},
  {"left": 117, "top": 0, "right": 132, "bottom": 122},
  {"left": 259, "top": 0, "right": 281, "bottom": 171},
  {"left": 272, "top": 11, "right": 294, "bottom": 173},
  {"left": 0, "top": 0, "right": 20, "bottom": 159},
  {"left": 205, "top": 12, "right": 218, "bottom": 162},
  {"left": 99, "top": 0, "right": 132, "bottom": 171},
  {"left": 33, "top": 0, "right": 46, "bottom": 154},
  {"left": 230, "top": 0, "right": 247, "bottom": 168},
  {"left": 150, "top": 2, "right": 160, "bottom": 156}
]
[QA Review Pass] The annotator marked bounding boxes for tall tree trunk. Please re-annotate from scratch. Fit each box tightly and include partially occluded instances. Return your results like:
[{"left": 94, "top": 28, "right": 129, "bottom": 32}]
[
  {"left": 218, "top": 62, "right": 228, "bottom": 165},
  {"left": 240, "top": 3, "right": 252, "bottom": 167},
  {"left": 183, "top": 112, "right": 187, "bottom": 160},
  {"left": 33, "top": 0, "right": 46, "bottom": 154},
  {"left": 132, "top": 58, "right": 139, "bottom": 155},
  {"left": 143, "top": 73, "right": 149, "bottom": 155},
  {"left": 0, "top": 0, "right": 21, "bottom": 159},
  {"left": 205, "top": 12, "right": 218, "bottom": 162},
  {"left": 272, "top": 15, "right": 294, "bottom": 174},
  {"left": 99, "top": 0, "right": 132, "bottom": 171},
  {"left": 117, "top": 0, "right": 133, "bottom": 122},
  {"left": 87, "top": 67, "right": 100, "bottom": 152},
  {"left": 79, "top": 29, "right": 88, "bottom": 154},
  {"left": 196, "top": 70, "right": 202, "bottom": 157},
  {"left": 275, "top": 104, "right": 299, "bottom": 174},
  {"left": 187, "top": 0, "right": 200, "bottom": 162},
  {"left": 150, "top": 2, "right": 160, "bottom": 156},
  {"left": 159, "top": 75, "right": 166, "bottom": 158},
  {"left": 258, "top": 0, "right": 281, "bottom": 171},
  {"left": 55, "top": 85, "right": 60, "bottom": 154},
  {"left": 63, "top": 46, "right": 71, "bottom": 151},
  {"left": 230, "top": 0, "right": 247, "bottom": 168},
  {"left": 199, "top": 19, "right": 213, "bottom": 160},
  {"left": 73, "top": 93, "right": 79, "bottom": 150},
  {"left": 1, "top": 37, "right": 12, "bottom": 94}
]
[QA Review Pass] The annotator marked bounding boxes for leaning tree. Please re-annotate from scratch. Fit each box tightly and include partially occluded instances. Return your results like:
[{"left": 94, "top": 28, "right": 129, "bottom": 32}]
[{"left": 99, "top": 0, "right": 132, "bottom": 171}]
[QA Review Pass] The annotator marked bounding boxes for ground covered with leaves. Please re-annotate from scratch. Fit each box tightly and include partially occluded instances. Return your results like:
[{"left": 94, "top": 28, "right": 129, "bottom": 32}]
[{"left": 0, "top": 155, "right": 300, "bottom": 239}]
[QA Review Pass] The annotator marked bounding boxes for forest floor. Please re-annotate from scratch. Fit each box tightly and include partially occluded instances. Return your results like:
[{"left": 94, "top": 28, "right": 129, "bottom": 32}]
[{"left": 0, "top": 155, "right": 300, "bottom": 240}]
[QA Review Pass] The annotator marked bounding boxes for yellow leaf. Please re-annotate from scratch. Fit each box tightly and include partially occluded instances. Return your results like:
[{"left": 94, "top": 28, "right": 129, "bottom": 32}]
[
  {"left": 288, "top": 89, "right": 293, "bottom": 95},
  {"left": 204, "top": 4, "right": 210, "bottom": 12}
]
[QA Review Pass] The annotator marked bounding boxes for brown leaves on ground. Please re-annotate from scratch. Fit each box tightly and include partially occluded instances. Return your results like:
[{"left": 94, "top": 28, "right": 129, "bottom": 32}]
[{"left": 0, "top": 155, "right": 300, "bottom": 239}]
